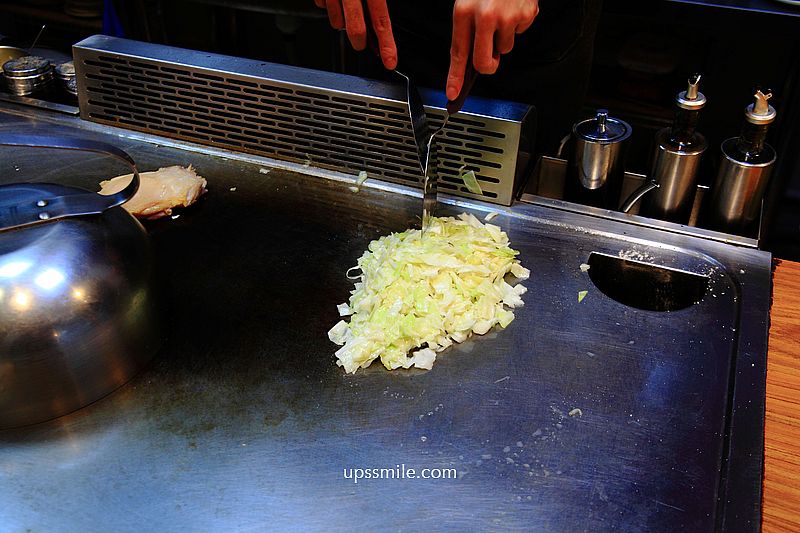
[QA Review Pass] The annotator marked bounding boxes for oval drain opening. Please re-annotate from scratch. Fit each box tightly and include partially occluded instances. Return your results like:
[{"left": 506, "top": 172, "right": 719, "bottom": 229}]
[{"left": 587, "top": 252, "right": 709, "bottom": 312}]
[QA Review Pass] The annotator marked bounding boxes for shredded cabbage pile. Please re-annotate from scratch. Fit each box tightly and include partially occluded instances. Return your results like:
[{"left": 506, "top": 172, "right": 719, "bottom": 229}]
[{"left": 328, "top": 213, "right": 529, "bottom": 373}]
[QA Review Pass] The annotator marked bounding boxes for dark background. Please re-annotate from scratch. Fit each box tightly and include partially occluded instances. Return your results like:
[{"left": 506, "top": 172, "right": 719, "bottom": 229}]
[{"left": 0, "top": 0, "right": 798, "bottom": 259}]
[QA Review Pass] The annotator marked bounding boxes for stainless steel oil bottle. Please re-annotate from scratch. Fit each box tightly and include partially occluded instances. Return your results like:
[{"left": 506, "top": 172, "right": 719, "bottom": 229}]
[
  {"left": 706, "top": 90, "right": 777, "bottom": 234},
  {"left": 640, "top": 74, "right": 708, "bottom": 224}
]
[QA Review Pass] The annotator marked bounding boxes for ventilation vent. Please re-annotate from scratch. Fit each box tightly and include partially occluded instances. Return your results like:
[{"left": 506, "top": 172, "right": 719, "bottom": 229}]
[{"left": 73, "top": 36, "right": 531, "bottom": 205}]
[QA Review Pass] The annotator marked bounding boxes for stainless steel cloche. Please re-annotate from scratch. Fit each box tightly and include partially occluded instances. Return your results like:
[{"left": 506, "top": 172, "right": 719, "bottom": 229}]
[{"left": 0, "top": 134, "right": 159, "bottom": 429}]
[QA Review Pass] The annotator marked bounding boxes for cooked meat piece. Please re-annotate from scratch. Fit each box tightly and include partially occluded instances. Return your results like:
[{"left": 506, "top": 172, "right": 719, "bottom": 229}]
[{"left": 99, "top": 165, "right": 207, "bottom": 219}]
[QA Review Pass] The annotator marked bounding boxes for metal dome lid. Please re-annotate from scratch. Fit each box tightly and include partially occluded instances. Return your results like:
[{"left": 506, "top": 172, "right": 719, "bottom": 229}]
[{"left": 573, "top": 109, "right": 632, "bottom": 144}]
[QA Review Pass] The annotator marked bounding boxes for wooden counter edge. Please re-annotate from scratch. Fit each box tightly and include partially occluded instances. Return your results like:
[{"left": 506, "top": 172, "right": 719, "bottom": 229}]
[{"left": 763, "top": 259, "right": 800, "bottom": 533}]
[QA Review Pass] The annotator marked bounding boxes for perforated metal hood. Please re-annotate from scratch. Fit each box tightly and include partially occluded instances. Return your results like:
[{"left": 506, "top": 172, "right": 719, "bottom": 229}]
[{"left": 72, "top": 35, "right": 533, "bottom": 205}]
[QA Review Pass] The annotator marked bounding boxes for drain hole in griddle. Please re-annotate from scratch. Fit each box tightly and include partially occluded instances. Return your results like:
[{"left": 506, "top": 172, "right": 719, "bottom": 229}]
[{"left": 587, "top": 252, "right": 708, "bottom": 312}]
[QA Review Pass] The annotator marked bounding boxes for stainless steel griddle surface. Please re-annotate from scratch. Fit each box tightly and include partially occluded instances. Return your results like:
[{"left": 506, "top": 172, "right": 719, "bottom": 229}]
[{"left": 0, "top": 110, "right": 771, "bottom": 532}]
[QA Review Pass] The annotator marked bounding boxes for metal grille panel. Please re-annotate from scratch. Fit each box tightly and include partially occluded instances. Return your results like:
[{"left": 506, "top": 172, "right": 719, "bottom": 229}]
[{"left": 73, "top": 36, "right": 530, "bottom": 205}]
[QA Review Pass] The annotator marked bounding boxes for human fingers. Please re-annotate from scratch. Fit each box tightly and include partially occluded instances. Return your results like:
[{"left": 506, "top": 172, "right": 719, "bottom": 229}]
[
  {"left": 446, "top": 6, "right": 474, "bottom": 101},
  {"left": 494, "top": 25, "right": 515, "bottom": 55},
  {"left": 314, "top": 0, "right": 326, "bottom": 8},
  {"left": 515, "top": 1, "right": 539, "bottom": 34},
  {"left": 325, "top": 0, "right": 345, "bottom": 30},
  {"left": 341, "top": 0, "right": 367, "bottom": 50},
  {"left": 366, "top": 0, "right": 397, "bottom": 69},
  {"left": 472, "top": 13, "right": 499, "bottom": 74}
]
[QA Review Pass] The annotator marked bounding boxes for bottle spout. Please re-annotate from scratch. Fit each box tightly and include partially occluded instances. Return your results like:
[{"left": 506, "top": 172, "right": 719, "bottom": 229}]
[
  {"left": 753, "top": 90, "right": 771, "bottom": 114},
  {"left": 686, "top": 74, "right": 701, "bottom": 100},
  {"left": 677, "top": 74, "right": 706, "bottom": 110},
  {"left": 745, "top": 89, "right": 777, "bottom": 125}
]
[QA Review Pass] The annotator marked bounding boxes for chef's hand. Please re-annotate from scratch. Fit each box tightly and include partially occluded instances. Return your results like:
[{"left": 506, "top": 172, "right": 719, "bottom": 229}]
[
  {"left": 314, "top": 0, "right": 398, "bottom": 70},
  {"left": 446, "top": 0, "right": 539, "bottom": 100}
]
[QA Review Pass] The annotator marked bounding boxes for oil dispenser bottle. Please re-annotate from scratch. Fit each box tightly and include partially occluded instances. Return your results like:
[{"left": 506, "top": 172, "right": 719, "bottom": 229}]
[
  {"left": 639, "top": 74, "right": 708, "bottom": 223},
  {"left": 706, "top": 90, "right": 777, "bottom": 234}
]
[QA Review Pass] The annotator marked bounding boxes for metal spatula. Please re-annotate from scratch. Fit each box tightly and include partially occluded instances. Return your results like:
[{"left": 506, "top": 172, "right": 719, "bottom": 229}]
[
  {"left": 360, "top": 2, "right": 477, "bottom": 228},
  {"left": 421, "top": 62, "right": 477, "bottom": 228},
  {"left": 360, "top": 2, "right": 430, "bottom": 173}
]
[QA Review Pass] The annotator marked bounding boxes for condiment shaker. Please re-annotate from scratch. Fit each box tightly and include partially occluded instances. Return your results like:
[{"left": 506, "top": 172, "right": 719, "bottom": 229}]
[
  {"left": 564, "top": 109, "right": 632, "bottom": 210},
  {"left": 2, "top": 55, "right": 54, "bottom": 97}
]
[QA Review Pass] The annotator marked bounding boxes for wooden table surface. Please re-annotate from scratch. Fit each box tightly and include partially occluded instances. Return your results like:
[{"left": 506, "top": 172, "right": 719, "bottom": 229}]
[{"left": 763, "top": 259, "right": 800, "bottom": 532}]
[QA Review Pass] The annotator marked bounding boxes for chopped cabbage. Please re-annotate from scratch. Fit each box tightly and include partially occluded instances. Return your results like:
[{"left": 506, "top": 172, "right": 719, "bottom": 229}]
[
  {"left": 460, "top": 169, "right": 483, "bottom": 195},
  {"left": 328, "top": 213, "right": 529, "bottom": 373},
  {"left": 349, "top": 171, "right": 369, "bottom": 193}
]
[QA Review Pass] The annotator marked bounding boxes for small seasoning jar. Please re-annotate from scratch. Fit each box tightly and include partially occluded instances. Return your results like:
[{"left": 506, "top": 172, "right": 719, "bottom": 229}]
[
  {"left": 55, "top": 60, "right": 78, "bottom": 96},
  {"left": 2, "top": 55, "right": 55, "bottom": 96}
]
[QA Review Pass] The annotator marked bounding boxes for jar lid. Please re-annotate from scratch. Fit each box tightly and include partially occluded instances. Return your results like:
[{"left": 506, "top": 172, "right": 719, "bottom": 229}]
[
  {"left": 3, "top": 56, "right": 52, "bottom": 78},
  {"left": 55, "top": 61, "right": 76, "bottom": 78},
  {"left": 573, "top": 109, "right": 632, "bottom": 143}
]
